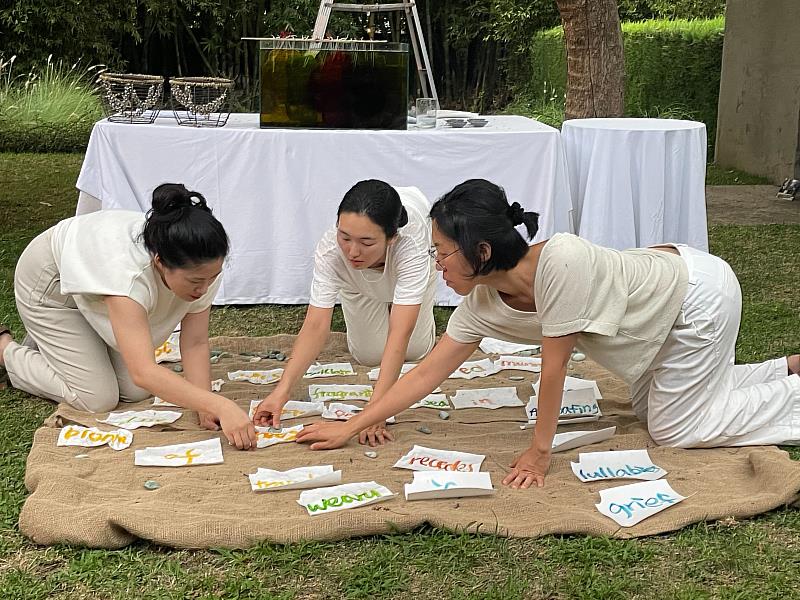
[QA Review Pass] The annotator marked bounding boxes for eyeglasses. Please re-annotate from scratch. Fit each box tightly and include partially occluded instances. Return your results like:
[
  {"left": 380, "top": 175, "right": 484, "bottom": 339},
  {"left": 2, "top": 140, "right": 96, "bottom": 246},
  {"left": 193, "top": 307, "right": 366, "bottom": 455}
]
[{"left": 427, "top": 246, "right": 461, "bottom": 267}]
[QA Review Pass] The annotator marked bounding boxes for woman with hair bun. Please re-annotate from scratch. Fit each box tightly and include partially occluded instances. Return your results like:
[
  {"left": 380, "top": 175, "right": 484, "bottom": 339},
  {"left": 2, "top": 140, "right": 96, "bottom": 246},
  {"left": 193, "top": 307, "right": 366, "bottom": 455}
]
[
  {"left": 298, "top": 178, "right": 800, "bottom": 485},
  {"left": 0, "top": 183, "right": 257, "bottom": 450},
  {"left": 252, "top": 179, "right": 437, "bottom": 446}
]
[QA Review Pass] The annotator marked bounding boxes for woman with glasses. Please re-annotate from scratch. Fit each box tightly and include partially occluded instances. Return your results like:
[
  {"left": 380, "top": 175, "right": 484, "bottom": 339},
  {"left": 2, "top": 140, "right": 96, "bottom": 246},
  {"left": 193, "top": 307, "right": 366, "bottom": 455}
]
[
  {"left": 297, "top": 178, "right": 800, "bottom": 487},
  {"left": 252, "top": 180, "right": 437, "bottom": 446}
]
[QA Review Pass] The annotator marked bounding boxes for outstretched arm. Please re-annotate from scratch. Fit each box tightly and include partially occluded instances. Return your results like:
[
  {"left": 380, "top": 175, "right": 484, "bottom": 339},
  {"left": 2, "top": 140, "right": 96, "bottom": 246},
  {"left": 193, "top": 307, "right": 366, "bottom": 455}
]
[{"left": 296, "top": 334, "right": 478, "bottom": 449}]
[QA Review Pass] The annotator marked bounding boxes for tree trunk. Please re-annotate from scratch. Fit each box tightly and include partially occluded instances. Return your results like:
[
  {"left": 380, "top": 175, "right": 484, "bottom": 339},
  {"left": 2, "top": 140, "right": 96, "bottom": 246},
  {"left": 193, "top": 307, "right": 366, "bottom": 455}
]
[{"left": 556, "top": 0, "right": 624, "bottom": 119}]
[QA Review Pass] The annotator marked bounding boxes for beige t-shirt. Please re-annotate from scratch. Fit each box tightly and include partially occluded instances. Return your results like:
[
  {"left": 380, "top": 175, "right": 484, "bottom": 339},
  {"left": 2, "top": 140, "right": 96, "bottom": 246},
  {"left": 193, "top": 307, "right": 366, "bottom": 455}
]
[
  {"left": 446, "top": 233, "right": 689, "bottom": 383},
  {"left": 49, "top": 210, "right": 222, "bottom": 352},
  {"left": 309, "top": 186, "right": 434, "bottom": 307}
]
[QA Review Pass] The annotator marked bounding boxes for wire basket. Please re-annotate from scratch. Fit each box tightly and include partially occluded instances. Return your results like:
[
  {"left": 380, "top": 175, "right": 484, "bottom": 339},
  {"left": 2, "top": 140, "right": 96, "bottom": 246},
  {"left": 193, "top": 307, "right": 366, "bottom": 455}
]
[
  {"left": 170, "top": 77, "right": 234, "bottom": 127},
  {"left": 98, "top": 73, "right": 164, "bottom": 124}
]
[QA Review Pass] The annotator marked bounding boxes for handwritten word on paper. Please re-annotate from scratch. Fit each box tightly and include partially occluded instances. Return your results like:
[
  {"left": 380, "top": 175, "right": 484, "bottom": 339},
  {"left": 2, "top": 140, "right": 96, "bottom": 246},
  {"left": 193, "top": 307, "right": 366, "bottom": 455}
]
[
  {"left": 249, "top": 400, "right": 323, "bottom": 420},
  {"left": 448, "top": 358, "right": 500, "bottom": 380},
  {"left": 394, "top": 445, "right": 485, "bottom": 473},
  {"left": 410, "top": 394, "right": 451, "bottom": 409},
  {"left": 551, "top": 426, "right": 616, "bottom": 453},
  {"left": 134, "top": 438, "right": 223, "bottom": 467},
  {"left": 494, "top": 355, "right": 542, "bottom": 373},
  {"left": 404, "top": 471, "right": 495, "bottom": 500},
  {"left": 248, "top": 465, "right": 342, "bottom": 492},
  {"left": 307, "top": 384, "right": 373, "bottom": 402},
  {"left": 303, "top": 362, "right": 356, "bottom": 379},
  {"left": 572, "top": 449, "right": 667, "bottom": 482},
  {"left": 595, "top": 479, "right": 686, "bottom": 527},
  {"left": 154, "top": 331, "right": 181, "bottom": 363},
  {"left": 98, "top": 410, "right": 182, "bottom": 430},
  {"left": 255, "top": 424, "right": 304, "bottom": 448},
  {"left": 321, "top": 402, "right": 363, "bottom": 421},
  {"left": 228, "top": 369, "right": 284, "bottom": 385},
  {"left": 57, "top": 425, "right": 133, "bottom": 451},
  {"left": 526, "top": 387, "right": 601, "bottom": 423},
  {"left": 298, "top": 481, "right": 394, "bottom": 515},
  {"left": 450, "top": 387, "right": 524, "bottom": 410},
  {"left": 533, "top": 375, "right": 602, "bottom": 400}
]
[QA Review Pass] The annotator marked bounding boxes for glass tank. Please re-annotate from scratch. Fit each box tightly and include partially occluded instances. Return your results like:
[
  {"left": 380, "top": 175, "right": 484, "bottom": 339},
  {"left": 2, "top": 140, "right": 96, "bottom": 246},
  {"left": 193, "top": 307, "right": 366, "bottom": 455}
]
[{"left": 259, "top": 39, "right": 409, "bottom": 129}]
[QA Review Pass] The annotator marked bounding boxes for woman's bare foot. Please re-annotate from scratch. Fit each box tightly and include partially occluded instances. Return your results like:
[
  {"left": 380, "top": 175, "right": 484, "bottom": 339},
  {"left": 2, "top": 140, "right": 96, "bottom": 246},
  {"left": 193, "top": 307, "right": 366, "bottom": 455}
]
[
  {"left": 788, "top": 354, "right": 800, "bottom": 376},
  {"left": 0, "top": 328, "right": 13, "bottom": 366}
]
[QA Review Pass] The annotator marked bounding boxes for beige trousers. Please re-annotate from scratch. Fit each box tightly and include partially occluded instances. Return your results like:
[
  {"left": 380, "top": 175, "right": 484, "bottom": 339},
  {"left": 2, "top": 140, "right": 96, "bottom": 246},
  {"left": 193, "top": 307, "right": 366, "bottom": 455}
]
[
  {"left": 340, "top": 270, "right": 438, "bottom": 367},
  {"left": 2, "top": 230, "right": 148, "bottom": 412}
]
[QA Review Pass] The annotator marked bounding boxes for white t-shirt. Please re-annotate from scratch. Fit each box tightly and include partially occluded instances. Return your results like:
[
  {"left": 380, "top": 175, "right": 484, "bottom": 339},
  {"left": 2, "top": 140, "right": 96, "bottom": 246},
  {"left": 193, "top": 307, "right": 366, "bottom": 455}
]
[
  {"left": 49, "top": 210, "right": 222, "bottom": 352},
  {"left": 446, "top": 233, "right": 689, "bottom": 383},
  {"left": 309, "top": 186, "right": 434, "bottom": 308}
]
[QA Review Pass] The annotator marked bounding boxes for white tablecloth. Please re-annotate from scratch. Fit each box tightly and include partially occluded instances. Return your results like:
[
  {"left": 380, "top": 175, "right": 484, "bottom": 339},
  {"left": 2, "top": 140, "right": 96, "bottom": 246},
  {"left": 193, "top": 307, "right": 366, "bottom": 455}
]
[
  {"left": 561, "top": 118, "right": 708, "bottom": 251},
  {"left": 76, "top": 113, "right": 573, "bottom": 305}
]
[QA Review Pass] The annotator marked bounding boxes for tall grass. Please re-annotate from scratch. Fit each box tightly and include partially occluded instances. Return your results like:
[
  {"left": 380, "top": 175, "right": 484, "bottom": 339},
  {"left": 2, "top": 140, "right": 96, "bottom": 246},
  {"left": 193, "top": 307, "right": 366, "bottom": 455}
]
[{"left": 0, "top": 55, "right": 103, "bottom": 152}]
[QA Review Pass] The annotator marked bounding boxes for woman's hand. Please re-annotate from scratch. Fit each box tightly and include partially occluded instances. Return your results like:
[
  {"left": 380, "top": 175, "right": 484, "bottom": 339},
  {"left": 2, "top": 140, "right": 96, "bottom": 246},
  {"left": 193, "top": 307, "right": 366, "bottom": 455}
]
[
  {"left": 218, "top": 401, "right": 258, "bottom": 450},
  {"left": 358, "top": 423, "right": 394, "bottom": 447},
  {"left": 296, "top": 421, "right": 354, "bottom": 450},
  {"left": 251, "top": 389, "right": 290, "bottom": 428},
  {"left": 502, "top": 446, "right": 552, "bottom": 489},
  {"left": 198, "top": 411, "right": 220, "bottom": 431}
]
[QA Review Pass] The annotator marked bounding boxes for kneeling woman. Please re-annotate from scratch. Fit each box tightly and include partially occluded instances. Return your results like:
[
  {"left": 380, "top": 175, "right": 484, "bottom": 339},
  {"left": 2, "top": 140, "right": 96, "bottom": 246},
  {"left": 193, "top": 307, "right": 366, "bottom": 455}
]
[
  {"left": 297, "top": 179, "right": 800, "bottom": 485},
  {"left": 253, "top": 180, "right": 437, "bottom": 445},
  {"left": 0, "top": 184, "right": 257, "bottom": 449}
]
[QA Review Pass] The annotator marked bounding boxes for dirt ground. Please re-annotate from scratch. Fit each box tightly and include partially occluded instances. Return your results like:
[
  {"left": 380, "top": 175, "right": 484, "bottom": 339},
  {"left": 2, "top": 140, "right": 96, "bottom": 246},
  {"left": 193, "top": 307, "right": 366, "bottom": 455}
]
[{"left": 706, "top": 185, "right": 800, "bottom": 225}]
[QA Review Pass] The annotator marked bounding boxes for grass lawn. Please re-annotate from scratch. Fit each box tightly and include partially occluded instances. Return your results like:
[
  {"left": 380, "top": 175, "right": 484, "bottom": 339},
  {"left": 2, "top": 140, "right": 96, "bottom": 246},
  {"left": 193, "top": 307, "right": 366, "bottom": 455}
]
[{"left": 0, "top": 153, "right": 798, "bottom": 599}]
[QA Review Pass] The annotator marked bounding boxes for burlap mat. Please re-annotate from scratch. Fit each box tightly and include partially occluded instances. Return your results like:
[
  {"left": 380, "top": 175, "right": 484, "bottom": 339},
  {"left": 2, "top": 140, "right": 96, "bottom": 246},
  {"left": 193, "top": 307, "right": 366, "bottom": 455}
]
[{"left": 19, "top": 334, "right": 800, "bottom": 549}]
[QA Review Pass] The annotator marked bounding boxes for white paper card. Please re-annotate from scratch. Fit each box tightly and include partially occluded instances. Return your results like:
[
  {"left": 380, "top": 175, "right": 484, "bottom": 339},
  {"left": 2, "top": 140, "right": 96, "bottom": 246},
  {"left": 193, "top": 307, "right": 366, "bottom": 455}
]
[
  {"left": 450, "top": 387, "right": 524, "bottom": 410},
  {"left": 479, "top": 337, "right": 540, "bottom": 355},
  {"left": 307, "top": 384, "right": 373, "bottom": 402},
  {"left": 367, "top": 363, "right": 417, "bottom": 381},
  {"left": 211, "top": 378, "right": 225, "bottom": 392},
  {"left": 255, "top": 424, "right": 304, "bottom": 448},
  {"left": 533, "top": 375, "right": 602, "bottom": 400},
  {"left": 404, "top": 471, "right": 495, "bottom": 500},
  {"left": 298, "top": 481, "right": 394, "bottom": 515},
  {"left": 494, "top": 355, "right": 542, "bottom": 373},
  {"left": 572, "top": 449, "right": 667, "bottom": 482},
  {"left": 57, "top": 425, "right": 133, "bottom": 450},
  {"left": 526, "top": 387, "right": 601, "bottom": 423},
  {"left": 448, "top": 358, "right": 501, "bottom": 380},
  {"left": 249, "top": 399, "right": 324, "bottom": 420},
  {"left": 154, "top": 331, "right": 181, "bottom": 363},
  {"left": 134, "top": 438, "right": 223, "bottom": 466},
  {"left": 551, "top": 426, "right": 616, "bottom": 453},
  {"left": 248, "top": 465, "right": 342, "bottom": 492},
  {"left": 595, "top": 480, "right": 686, "bottom": 527},
  {"left": 152, "top": 397, "right": 178, "bottom": 408},
  {"left": 320, "top": 402, "right": 363, "bottom": 421},
  {"left": 303, "top": 362, "right": 356, "bottom": 379},
  {"left": 228, "top": 369, "right": 284, "bottom": 385},
  {"left": 409, "top": 394, "right": 451, "bottom": 409},
  {"left": 98, "top": 410, "right": 182, "bottom": 430},
  {"left": 394, "top": 445, "right": 485, "bottom": 472}
]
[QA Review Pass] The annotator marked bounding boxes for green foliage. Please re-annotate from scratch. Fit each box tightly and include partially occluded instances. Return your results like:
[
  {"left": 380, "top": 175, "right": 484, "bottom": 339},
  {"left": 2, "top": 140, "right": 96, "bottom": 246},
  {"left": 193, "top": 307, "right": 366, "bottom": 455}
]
[
  {"left": 0, "top": 55, "right": 102, "bottom": 152},
  {"left": 516, "top": 17, "right": 725, "bottom": 138}
]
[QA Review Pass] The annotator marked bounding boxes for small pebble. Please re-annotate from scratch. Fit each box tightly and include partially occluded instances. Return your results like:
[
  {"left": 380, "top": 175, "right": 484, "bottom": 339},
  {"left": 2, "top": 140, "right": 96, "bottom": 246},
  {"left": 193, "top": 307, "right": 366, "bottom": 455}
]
[
  {"left": 172, "top": 365, "right": 183, "bottom": 373},
  {"left": 509, "top": 375, "right": 525, "bottom": 381},
  {"left": 74, "top": 454, "right": 89, "bottom": 459},
  {"left": 517, "top": 350, "right": 532, "bottom": 357},
  {"left": 209, "top": 355, "right": 220, "bottom": 364},
  {"left": 144, "top": 480, "right": 160, "bottom": 490},
  {"left": 438, "top": 411, "right": 450, "bottom": 420},
  {"left": 276, "top": 352, "right": 286, "bottom": 361},
  {"left": 364, "top": 451, "right": 378, "bottom": 459},
  {"left": 210, "top": 350, "right": 223, "bottom": 357},
  {"left": 249, "top": 356, "right": 262, "bottom": 363},
  {"left": 572, "top": 352, "right": 586, "bottom": 362},
  {"left": 416, "top": 425, "right": 432, "bottom": 434}
]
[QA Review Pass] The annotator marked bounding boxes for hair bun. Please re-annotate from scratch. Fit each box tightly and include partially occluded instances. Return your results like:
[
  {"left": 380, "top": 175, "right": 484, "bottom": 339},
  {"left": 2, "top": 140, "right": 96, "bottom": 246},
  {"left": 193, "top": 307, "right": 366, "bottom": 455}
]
[
  {"left": 397, "top": 206, "right": 409, "bottom": 228},
  {"left": 151, "top": 183, "right": 209, "bottom": 218},
  {"left": 506, "top": 202, "right": 525, "bottom": 226}
]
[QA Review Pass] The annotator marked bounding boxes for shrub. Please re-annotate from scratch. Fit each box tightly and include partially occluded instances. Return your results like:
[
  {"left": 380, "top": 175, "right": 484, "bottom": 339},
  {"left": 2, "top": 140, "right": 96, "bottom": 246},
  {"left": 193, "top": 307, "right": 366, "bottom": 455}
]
[{"left": 0, "top": 55, "right": 103, "bottom": 152}]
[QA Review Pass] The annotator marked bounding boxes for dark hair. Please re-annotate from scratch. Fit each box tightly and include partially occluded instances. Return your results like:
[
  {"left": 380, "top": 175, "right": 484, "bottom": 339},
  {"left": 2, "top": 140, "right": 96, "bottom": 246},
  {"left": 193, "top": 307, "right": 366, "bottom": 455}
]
[
  {"left": 142, "top": 183, "right": 229, "bottom": 269},
  {"left": 430, "top": 179, "right": 539, "bottom": 276},
  {"left": 337, "top": 179, "right": 409, "bottom": 238}
]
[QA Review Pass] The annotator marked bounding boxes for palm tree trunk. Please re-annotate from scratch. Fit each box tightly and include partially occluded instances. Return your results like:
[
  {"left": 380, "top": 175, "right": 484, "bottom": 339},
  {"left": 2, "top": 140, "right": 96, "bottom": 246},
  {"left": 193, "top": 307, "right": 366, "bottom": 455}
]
[{"left": 556, "top": 0, "right": 624, "bottom": 119}]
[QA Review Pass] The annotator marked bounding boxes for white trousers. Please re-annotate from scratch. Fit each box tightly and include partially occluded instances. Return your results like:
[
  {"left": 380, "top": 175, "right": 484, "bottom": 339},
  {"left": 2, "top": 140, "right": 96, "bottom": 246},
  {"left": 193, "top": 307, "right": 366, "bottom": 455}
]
[
  {"left": 340, "top": 269, "right": 437, "bottom": 367},
  {"left": 631, "top": 245, "right": 800, "bottom": 447},
  {"left": 3, "top": 230, "right": 148, "bottom": 412}
]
